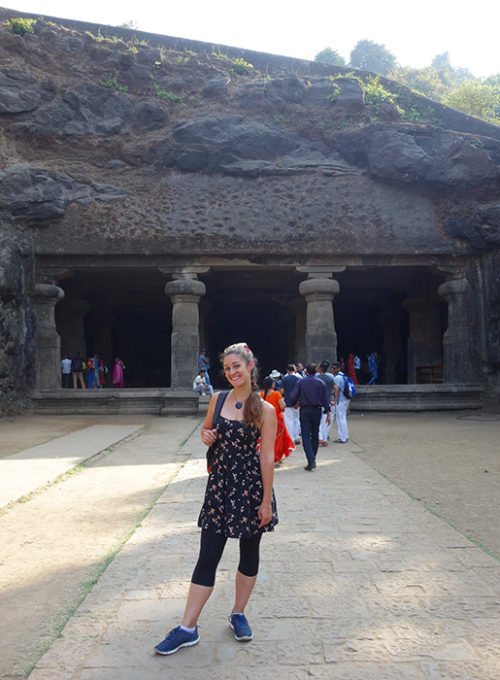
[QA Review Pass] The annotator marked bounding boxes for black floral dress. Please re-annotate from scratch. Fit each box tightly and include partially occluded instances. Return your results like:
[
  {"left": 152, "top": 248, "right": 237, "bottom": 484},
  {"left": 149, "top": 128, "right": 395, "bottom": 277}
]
[{"left": 198, "top": 416, "right": 278, "bottom": 538}]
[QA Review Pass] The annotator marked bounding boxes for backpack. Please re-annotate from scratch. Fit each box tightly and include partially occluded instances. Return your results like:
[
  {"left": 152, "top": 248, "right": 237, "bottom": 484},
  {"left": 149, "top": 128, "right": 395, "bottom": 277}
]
[
  {"left": 339, "top": 372, "right": 357, "bottom": 400},
  {"left": 71, "top": 356, "right": 83, "bottom": 372}
]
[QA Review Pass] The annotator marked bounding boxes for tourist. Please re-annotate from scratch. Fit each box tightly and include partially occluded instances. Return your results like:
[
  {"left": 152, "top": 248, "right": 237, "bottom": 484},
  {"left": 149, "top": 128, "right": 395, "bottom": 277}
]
[
  {"left": 193, "top": 369, "right": 213, "bottom": 396},
  {"left": 154, "top": 342, "right": 278, "bottom": 656},
  {"left": 290, "top": 362, "right": 331, "bottom": 471},
  {"left": 367, "top": 351, "right": 378, "bottom": 385},
  {"left": 347, "top": 353, "right": 359, "bottom": 385},
  {"left": 331, "top": 362, "right": 349, "bottom": 443},
  {"left": 112, "top": 357, "right": 126, "bottom": 388},
  {"left": 86, "top": 355, "right": 100, "bottom": 389},
  {"left": 260, "top": 376, "right": 294, "bottom": 464},
  {"left": 71, "top": 352, "right": 85, "bottom": 389},
  {"left": 60, "top": 355, "right": 72, "bottom": 388},
  {"left": 280, "top": 363, "right": 301, "bottom": 444},
  {"left": 317, "top": 361, "right": 335, "bottom": 446},
  {"left": 198, "top": 348, "right": 212, "bottom": 391},
  {"left": 353, "top": 353, "right": 361, "bottom": 384},
  {"left": 268, "top": 369, "right": 282, "bottom": 391}
]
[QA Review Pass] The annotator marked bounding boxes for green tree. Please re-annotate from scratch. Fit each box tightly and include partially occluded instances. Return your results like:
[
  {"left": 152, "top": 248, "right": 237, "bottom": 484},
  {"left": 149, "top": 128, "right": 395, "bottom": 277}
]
[
  {"left": 349, "top": 39, "right": 397, "bottom": 76},
  {"left": 314, "top": 47, "right": 346, "bottom": 66},
  {"left": 445, "top": 80, "right": 499, "bottom": 123},
  {"left": 390, "top": 65, "right": 448, "bottom": 101}
]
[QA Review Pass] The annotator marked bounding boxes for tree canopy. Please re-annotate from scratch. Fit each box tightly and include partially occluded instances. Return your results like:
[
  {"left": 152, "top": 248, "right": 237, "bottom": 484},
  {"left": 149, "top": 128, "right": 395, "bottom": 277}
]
[
  {"left": 349, "top": 39, "right": 397, "bottom": 76},
  {"left": 312, "top": 41, "right": 499, "bottom": 125},
  {"left": 314, "top": 47, "right": 346, "bottom": 66}
]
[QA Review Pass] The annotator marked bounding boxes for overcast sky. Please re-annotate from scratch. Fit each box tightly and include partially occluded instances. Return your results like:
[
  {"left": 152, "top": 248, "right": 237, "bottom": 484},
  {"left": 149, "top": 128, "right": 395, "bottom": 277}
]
[{"left": 3, "top": 0, "right": 499, "bottom": 79}]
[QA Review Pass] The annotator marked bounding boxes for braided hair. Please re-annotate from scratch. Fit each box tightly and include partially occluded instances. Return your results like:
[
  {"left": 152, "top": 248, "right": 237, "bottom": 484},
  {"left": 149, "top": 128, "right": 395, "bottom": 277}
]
[{"left": 222, "top": 342, "right": 263, "bottom": 428}]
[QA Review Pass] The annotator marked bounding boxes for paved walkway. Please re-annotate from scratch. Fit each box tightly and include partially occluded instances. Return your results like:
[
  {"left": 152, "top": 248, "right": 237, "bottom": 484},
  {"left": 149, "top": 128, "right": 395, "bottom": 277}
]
[
  {"left": 0, "top": 424, "right": 144, "bottom": 508},
  {"left": 24, "top": 425, "right": 500, "bottom": 680}
]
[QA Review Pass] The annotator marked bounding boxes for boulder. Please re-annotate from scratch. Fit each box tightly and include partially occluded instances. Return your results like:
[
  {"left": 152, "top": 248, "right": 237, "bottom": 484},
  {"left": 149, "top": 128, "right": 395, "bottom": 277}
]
[
  {"left": 0, "top": 163, "right": 127, "bottom": 222},
  {"left": 0, "top": 68, "right": 42, "bottom": 113}
]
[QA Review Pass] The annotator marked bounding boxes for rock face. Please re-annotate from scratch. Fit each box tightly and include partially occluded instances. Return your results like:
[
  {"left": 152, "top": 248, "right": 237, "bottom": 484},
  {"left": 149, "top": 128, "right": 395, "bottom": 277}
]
[{"left": 0, "top": 9, "right": 499, "bottom": 412}]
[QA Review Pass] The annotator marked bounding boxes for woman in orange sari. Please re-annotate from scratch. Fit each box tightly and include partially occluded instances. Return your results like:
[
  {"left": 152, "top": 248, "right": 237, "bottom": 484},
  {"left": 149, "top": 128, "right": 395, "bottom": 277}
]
[{"left": 260, "top": 376, "right": 294, "bottom": 464}]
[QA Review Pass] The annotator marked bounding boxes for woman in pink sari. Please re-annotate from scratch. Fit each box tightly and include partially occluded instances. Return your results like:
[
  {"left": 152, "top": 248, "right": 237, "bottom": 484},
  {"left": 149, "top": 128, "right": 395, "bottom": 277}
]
[{"left": 112, "top": 357, "right": 126, "bottom": 388}]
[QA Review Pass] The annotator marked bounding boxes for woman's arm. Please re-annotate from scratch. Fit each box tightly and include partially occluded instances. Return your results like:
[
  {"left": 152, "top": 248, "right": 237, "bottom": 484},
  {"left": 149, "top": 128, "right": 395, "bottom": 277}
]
[
  {"left": 277, "top": 396, "right": 286, "bottom": 412},
  {"left": 258, "top": 402, "right": 277, "bottom": 528}
]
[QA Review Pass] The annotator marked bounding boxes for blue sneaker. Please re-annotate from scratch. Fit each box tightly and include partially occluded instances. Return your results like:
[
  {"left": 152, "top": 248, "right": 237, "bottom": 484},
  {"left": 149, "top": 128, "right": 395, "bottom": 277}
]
[
  {"left": 228, "top": 613, "right": 253, "bottom": 641},
  {"left": 154, "top": 625, "right": 199, "bottom": 655}
]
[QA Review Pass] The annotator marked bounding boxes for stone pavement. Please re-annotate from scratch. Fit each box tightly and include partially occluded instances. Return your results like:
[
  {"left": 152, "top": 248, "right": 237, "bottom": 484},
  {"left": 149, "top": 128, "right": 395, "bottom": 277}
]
[
  {"left": 28, "top": 428, "right": 500, "bottom": 680},
  {"left": 0, "top": 424, "right": 144, "bottom": 507}
]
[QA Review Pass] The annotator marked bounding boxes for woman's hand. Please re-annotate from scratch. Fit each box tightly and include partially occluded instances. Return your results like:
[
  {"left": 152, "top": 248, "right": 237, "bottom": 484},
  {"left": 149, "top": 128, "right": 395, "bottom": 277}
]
[
  {"left": 257, "top": 501, "right": 273, "bottom": 528},
  {"left": 201, "top": 427, "right": 217, "bottom": 447}
]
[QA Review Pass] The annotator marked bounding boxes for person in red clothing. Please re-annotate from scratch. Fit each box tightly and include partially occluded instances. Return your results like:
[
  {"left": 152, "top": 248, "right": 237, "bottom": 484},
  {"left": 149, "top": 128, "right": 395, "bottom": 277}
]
[
  {"left": 260, "top": 376, "right": 294, "bottom": 464},
  {"left": 347, "top": 353, "right": 359, "bottom": 385}
]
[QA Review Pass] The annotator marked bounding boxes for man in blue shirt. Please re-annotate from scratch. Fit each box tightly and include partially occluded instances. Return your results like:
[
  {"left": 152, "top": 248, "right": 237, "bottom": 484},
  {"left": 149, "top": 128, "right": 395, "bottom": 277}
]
[{"left": 290, "top": 363, "right": 331, "bottom": 471}]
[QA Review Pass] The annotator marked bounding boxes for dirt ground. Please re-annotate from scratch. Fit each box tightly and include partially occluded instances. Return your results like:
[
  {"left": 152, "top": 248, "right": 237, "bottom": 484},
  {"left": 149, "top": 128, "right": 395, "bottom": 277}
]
[{"left": 0, "top": 410, "right": 499, "bottom": 679}]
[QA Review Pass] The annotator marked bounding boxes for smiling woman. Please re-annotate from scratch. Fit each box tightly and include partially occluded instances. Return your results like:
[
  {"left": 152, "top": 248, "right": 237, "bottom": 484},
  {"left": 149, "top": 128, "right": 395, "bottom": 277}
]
[{"left": 154, "top": 341, "right": 278, "bottom": 655}]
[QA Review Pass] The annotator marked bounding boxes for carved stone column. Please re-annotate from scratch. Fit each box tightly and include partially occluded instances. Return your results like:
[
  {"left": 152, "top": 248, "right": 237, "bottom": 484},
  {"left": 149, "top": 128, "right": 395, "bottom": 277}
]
[
  {"left": 438, "top": 277, "right": 476, "bottom": 383},
  {"left": 33, "top": 283, "right": 65, "bottom": 390},
  {"left": 297, "top": 267, "right": 342, "bottom": 364},
  {"left": 402, "top": 295, "right": 443, "bottom": 384},
  {"left": 165, "top": 276, "right": 206, "bottom": 389}
]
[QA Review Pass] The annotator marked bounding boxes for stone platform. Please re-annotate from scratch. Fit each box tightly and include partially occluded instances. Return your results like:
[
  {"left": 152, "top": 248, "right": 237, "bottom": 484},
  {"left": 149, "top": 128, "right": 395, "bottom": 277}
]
[
  {"left": 32, "top": 389, "right": 200, "bottom": 415},
  {"left": 351, "top": 384, "right": 484, "bottom": 411},
  {"left": 31, "top": 384, "right": 484, "bottom": 415}
]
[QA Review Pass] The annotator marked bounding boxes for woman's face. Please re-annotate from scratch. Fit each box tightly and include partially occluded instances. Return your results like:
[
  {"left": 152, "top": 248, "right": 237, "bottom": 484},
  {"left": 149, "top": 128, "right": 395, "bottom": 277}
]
[{"left": 223, "top": 352, "right": 253, "bottom": 389}]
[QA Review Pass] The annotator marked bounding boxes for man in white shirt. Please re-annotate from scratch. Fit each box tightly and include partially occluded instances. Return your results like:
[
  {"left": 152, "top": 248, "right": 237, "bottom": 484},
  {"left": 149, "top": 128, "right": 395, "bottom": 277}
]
[
  {"left": 331, "top": 362, "right": 349, "bottom": 443},
  {"left": 193, "top": 370, "right": 213, "bottom": 396},
  {"left": 61, "top": 355, "right": 72, "bottom": 388}
]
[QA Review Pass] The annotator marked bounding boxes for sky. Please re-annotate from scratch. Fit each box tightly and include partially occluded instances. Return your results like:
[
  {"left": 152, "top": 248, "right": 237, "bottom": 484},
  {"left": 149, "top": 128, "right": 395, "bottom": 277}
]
[{"left": 3, "top": 0, "right": 499, "bottom": 79}]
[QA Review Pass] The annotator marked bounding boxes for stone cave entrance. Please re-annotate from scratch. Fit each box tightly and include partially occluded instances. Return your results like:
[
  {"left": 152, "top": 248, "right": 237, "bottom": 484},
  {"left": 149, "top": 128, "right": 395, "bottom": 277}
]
[{"left": 53, "top": 263, "right": 447, "bottom": 389}]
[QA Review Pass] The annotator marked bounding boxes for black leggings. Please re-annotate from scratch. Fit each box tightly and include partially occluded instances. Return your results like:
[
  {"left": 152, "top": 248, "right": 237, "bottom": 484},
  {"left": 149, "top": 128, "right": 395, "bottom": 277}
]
[{"left": 191, "top": 529, "right": 263, "bottom": 587}]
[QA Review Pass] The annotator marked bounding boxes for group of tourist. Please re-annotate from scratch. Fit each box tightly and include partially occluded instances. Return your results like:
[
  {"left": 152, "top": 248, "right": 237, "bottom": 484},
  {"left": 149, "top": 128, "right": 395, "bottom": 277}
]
[{"left": 60, "top": 353, "right": 126, "bottom": 389}]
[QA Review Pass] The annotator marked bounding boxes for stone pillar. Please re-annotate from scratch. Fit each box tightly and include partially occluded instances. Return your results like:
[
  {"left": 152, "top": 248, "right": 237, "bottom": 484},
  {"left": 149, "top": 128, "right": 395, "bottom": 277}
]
[
  {"left": 402, "top": 295, "right": 443, "bottom": 384},
  {"left": 165, "top": 276, "right": 206, "bottom": 389},
  {"left": 438, "top": 278, "right": 475, "bottom": 383},
  {"left": 298, "top": 269, "right": 341, "bottom": 365},
  {"left": 33, "top": 283, "right": 65, "bottom": 390}
]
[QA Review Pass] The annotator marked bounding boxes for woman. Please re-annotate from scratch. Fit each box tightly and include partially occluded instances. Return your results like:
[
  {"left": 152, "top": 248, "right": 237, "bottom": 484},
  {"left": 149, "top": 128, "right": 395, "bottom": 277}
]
[
  {"left": 112, "top": 357, "right": 125, "bottom": 388},
  {"left": 86, "top": 355, "right": 100, "bottom": 389},
  {"left": 260, "top": 376, "right": 294, "bottom": 464},
  {"left": 154, "top": 342, "right": 278, "bottom": 656},
  {"left": 347, "top": 353, "right": 359, "bottom": 385}
]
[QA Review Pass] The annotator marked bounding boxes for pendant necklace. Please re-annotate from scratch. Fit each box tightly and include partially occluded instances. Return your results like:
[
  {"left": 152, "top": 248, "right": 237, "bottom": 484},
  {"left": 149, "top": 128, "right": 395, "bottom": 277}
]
[{"left": 233, "top": 390, "right": 247, "bottom": 410}]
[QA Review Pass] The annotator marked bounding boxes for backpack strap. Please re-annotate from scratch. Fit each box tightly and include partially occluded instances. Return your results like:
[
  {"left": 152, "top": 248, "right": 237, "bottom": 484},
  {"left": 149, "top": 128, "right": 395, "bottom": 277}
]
[{"left": 212, "top": 390, "right": 229, "bottom": 427}]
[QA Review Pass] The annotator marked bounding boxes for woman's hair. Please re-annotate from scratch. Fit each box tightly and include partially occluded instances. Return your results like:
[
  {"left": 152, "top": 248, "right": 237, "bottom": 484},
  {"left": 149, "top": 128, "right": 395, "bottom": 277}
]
[
  {"left": 262, "top": 376, "right": 274, "bottom": 395},
  {"left": 222, "top": 342, "right": 263, "bottom": 428}
]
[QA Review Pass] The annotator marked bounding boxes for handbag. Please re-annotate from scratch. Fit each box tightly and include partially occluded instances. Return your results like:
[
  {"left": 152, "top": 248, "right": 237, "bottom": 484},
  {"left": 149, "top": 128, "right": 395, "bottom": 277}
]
[{"left": 206, "top": 390, "right": 229, "bottom": 471}]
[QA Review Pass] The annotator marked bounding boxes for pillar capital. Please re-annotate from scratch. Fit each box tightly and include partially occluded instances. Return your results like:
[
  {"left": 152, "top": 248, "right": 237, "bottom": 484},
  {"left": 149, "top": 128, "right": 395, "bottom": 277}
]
[
  {"left": 299, "top": 277, "right": 340, "bottom": 299},
  {"left": 296, "top": 265, "right": 346, "bottom": 279},
  {"left": 33, "top": 283, "right": 65, "bottom": 302},
  {"left": 159, "top": 266, "right": 211, "bottom": 280},
  {"left": 438, "top": 278, "right": 470, "bottom": 298},
  {"left": 165, "top": 278, "right": 206, "bottom": 298}
]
